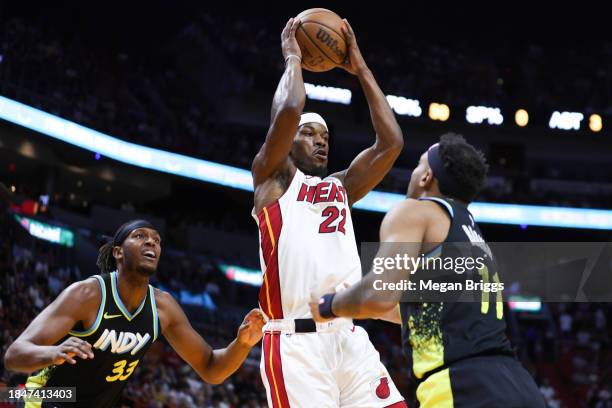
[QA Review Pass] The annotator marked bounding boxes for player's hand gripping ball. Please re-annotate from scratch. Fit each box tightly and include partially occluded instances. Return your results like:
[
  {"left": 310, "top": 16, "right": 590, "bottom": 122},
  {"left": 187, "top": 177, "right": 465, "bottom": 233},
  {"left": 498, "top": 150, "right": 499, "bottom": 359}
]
[{"left": 295, "top": 8, "right": 347, "bottom": 72}]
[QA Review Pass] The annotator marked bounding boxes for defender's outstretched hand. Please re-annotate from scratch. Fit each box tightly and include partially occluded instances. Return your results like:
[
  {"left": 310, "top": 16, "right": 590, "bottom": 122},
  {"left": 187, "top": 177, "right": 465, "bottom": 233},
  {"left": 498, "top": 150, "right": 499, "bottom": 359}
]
[
  {"left": 281, "top": 18, "right": 302, "bottom": 61},
  {"left": 340, "top": 19, "right": 368, "bottom": 75},
  {"left": 51, "top": 336, "right": 94, "bottom": 365},
  {"left": 237, "top": 308, "right": 266, "bottom": 347}
]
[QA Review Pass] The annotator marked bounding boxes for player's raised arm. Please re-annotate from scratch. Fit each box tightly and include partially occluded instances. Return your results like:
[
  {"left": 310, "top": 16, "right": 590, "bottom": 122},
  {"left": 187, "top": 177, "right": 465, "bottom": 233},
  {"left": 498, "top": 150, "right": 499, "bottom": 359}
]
[
  {"left": 4, "top": 280, "right": 98, "bottom": 373},
  {"left": 251, "top": 18, "right": 305, "bottom": 187},
  {"left": 310, "top": 199, "right": 426, "bottom": 321},
  {"left": 156, "top": 290, "right": 264, "bottom": 384},
  {"left": 334, "top": 19, "right": 404, "bottom": 206}
]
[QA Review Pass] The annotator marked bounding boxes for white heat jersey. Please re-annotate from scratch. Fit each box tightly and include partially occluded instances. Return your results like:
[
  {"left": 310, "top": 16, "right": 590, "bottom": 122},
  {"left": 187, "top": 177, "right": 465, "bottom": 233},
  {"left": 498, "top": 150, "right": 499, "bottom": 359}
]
[{"left": 253, "top": 168, "right": 362, "bottom": 319}]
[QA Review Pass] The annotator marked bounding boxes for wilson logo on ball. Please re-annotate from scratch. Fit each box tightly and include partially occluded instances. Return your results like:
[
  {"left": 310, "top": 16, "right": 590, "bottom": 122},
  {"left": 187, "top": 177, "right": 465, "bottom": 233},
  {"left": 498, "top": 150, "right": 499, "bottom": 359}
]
[
  {"left": 315, "top": 28, "right": 344, "bottom": 59},
  {"left": 295, "top": 8, "right": 347, "bottom": 72}
]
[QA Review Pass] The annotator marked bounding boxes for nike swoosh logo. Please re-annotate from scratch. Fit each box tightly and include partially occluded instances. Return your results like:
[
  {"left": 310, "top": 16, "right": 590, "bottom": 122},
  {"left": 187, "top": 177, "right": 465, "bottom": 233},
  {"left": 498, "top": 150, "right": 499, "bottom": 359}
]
[{"left": 103, "top": 312, "right": 122, "bottom": 319}]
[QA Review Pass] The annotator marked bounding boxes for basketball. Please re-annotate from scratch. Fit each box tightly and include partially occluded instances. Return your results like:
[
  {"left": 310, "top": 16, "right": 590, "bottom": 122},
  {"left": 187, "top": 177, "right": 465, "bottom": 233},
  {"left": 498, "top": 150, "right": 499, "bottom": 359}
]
[{"left": 295, "top": 8, "right": 347, "bottom": 72}]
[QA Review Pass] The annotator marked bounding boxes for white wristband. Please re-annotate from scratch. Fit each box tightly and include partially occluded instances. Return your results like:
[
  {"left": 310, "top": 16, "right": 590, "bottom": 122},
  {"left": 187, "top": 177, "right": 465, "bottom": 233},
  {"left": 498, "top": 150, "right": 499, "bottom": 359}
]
[{"left": 285, "top": 54, "right": 302, "bottom": 64}]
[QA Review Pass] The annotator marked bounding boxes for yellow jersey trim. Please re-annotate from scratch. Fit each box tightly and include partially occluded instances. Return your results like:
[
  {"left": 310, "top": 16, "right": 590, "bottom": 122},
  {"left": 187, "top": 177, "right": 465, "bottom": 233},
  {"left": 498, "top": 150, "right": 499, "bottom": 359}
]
[
  {"left": 68, "top": 275, "right": 105, "bottom": 337},
  {"left": 149, "top": 285, "right": 159, "bottom": 341},
  {"left": 111, "top": 271, "right": 147, "bottom": 321}
]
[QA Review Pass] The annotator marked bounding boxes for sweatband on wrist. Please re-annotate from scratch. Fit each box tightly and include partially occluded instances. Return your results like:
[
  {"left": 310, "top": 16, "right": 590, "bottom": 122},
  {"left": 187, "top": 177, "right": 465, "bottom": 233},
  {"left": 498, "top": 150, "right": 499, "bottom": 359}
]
[
  {"left": 318, "top": 293, "right": 337, "bottom": 318},
  {"left": 285, "top": 54, "right": 301, "bottom": 64}
]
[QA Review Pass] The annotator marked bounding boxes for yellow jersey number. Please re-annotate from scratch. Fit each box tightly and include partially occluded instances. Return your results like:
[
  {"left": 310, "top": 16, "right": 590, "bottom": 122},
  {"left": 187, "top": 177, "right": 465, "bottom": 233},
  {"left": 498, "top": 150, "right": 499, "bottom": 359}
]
[
  {"left": 106, "top": 359, "right": 140, "bottom": 382},
  {"left": 477, "top": 265, "right": 503, "bottom": 319}
]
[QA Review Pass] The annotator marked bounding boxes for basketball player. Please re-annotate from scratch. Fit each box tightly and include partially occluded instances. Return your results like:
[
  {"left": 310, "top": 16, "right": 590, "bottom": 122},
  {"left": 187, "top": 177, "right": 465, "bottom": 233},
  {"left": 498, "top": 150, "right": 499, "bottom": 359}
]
[
  {"left": 4, "top": 219, "right": 265, "bottom": 407},
  {"left": 251, "top": 17, "right": 406, "bottom": 407},
  {"left": 311, "top": 134, "right": 546, "bottom": 407}
]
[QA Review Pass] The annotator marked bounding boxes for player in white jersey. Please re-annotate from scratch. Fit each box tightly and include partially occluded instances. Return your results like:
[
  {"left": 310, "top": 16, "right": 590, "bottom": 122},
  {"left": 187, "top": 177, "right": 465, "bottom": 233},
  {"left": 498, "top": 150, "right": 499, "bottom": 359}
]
[{"left": 251, "top": 18, "right": 407, "bottom": 408}]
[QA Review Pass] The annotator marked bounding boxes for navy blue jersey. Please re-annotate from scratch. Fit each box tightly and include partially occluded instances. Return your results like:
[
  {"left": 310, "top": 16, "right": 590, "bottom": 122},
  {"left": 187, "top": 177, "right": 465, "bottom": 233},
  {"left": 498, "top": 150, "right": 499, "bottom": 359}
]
[
  {"left": 399, "top": 197, "right": 513, "bottom": 381},
  {"left": 26, "top": 272, "right": 159, "bottom": 408}
]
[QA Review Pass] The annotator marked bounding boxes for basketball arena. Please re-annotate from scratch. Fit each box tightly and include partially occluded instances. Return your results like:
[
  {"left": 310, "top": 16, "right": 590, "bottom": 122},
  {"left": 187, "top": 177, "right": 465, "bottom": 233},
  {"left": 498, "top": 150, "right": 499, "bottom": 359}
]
[{"left": 0, "top": 3, "right": 610, "bottom": 408}]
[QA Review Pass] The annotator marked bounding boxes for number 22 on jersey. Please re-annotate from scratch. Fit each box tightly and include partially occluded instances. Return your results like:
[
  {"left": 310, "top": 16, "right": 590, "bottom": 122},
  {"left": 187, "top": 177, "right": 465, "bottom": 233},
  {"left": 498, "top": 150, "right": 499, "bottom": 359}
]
[{"left": 319, "top": 206, "right": 346, "bottom": 234}]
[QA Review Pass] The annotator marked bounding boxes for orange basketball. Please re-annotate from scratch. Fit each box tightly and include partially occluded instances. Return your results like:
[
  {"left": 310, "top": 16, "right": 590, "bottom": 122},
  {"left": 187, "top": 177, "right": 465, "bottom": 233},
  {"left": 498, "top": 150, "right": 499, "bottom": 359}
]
[{"left": 295, "top": 8, "right": 347, "bottom": 72}]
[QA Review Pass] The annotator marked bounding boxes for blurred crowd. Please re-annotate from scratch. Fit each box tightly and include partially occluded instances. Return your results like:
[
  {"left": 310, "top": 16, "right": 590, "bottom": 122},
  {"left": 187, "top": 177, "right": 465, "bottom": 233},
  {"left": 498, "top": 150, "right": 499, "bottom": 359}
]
[
  {"left": 547, "top": 303, "right": 612, "bottom": 407},
  {"left": 1, "top": 10, "right": 612, "bottom": 405},
  {"left": 199, "top": 13, "right": 612, "bottom": 114},
  {"left": 1, "top": 197, "right": 611, "bottom": 407},
  {"left": 2, "top": 16, "right": 612, "bottom": 209},
  {"left": 5, "top": 10, "right": 612, "bottom": 117},
  {"left": 0, "top": 211, "right": 268, "bottom": 407}
]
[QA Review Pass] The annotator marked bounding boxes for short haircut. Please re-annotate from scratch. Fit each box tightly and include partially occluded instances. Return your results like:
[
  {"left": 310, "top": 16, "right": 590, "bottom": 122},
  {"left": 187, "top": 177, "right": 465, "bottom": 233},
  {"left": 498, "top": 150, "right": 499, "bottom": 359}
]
[{"left": 437, "top": 133, "right": 488, "bottom": 203}]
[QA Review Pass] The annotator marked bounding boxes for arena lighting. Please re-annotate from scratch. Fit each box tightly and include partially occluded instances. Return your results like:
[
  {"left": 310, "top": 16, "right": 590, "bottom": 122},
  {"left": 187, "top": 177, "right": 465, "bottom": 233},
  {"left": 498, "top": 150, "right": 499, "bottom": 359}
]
[
  {"left": 549, "top": 111, "right": 584, "bottom": 130},
  {"left": 468, "top": 202, "right": 612, "bottom": 230},
  {"left": 14, "top": 214, "right": 75, "bottom": 247},
  {"left": 0, "top": 96, "right": 254, "bottom": 191},
  {"left": 514, "top": 109, "right": 529, "bottom": 127},
  {"left": 179, "top": 290, "right": 216, "bottom": 309},
  {"left": 304, "top": 82, "right": 351, "bottom": 105},
  {"left": 219, "top": 264, "right": 263, "bottom": 286},
  {"left": 428, "top": 102, "right": 450, "bottom": 121},
  {"left": 589, "top": 114, "right": 603, "bottom": 132},
  {"left": 385, "top": 95, "right": 422, "bottom": 117},
  {"left": 353, "top": 194, "right": 612, "bottom": 230},
  {"left": 1, "top": 95, "right": 612, "bottom": 230},
  {"left": 465, "top": 106, "right": 503, "bottom": 125},
  {"left": 507, "top": 296, "right": 542, "bottom": 312}
]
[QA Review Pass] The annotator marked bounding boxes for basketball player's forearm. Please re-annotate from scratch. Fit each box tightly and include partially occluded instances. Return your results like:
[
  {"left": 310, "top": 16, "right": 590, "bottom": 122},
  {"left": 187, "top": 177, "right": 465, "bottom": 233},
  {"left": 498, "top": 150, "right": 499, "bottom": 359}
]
[
  {"left": 358, "top": 69, "right": 403, "bottom": 148},
  {"left": 332, "top": 291, "right": 393, "bottom": 320},
  {"left": 332, "top": 277, "right": 397, "bottom": 320},
  {"left": 332, "top": 204, "right": 422, "bottom": 320},
  {"left": 271, "top": 59, "right": 305, "bottom": 120},
  {"left": 204, "top": 339, "right": 252, "bottom": 384},
  {"left": 4, "top": 341, "right": 56, "bottom": 372},
  {"left": 377, "top": 305, "right": 402, "bottom": 325},
  {"left": 332, "top": 265, "right": 406, "bottom": 320}
]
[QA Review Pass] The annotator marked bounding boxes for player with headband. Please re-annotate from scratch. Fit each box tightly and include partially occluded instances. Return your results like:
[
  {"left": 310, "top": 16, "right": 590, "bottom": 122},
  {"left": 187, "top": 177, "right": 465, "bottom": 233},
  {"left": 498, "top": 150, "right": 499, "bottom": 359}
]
[
  {"left": 5, "top": 219, "right": 265, "bottom": 408},
  {"left": 251, "top": 16, "right": 407, "bottom": 408}
]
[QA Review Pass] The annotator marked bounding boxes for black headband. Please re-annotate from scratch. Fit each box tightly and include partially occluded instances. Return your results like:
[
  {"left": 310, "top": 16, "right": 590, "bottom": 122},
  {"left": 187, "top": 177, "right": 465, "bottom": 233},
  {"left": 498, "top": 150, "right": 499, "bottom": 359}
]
[
  {"left": 427, "top": 143, "right": 461, "bottom": 198},
  {"left": 113, "top": 219, "right": 155, "bottom": 246}
]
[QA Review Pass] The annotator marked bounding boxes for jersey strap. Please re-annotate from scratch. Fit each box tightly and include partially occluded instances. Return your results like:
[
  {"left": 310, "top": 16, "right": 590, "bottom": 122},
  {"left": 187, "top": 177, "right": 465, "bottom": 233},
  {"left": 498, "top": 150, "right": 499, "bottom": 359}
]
[
  {"left": 149, "top": 285, "right": 159, "bottom": 341},
  {"left": 110, "top": 271, "right": 148, "bottom": 321},
  {"left": 68, "top": 275, "right": 106, "bottom": 337},
  {"left": 418, "top": 196, "right": 454, "bottom": 218}
]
